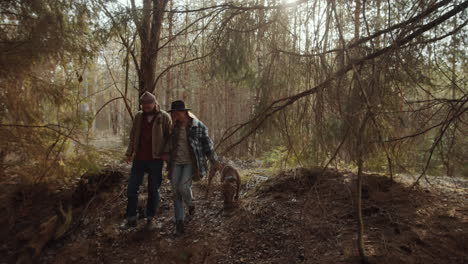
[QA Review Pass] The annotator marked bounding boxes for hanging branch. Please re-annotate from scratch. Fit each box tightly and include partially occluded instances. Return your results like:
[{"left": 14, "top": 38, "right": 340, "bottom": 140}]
[
  {"left": 275, "top": 0, "right": 457, "bottom": 58},
  {"left": 331, "top": 0, "right": 396, "bottom": 181},
  {"left": 102, "top": 54, "right": 134, "bottom": 120},
  {"left": 410, "top": 96, "right": 468, "bottom": 187},
  {"left": 0, "top": 124, "right": 83, "bottom": 146},
  {"left": 99, "top": 1, "right": 141, "bottom": 74},
  {"left": 93, "top": 97, "right": 125, "bottom": 118},
  {"left": 216, "top": 0, "right": 468, "bottom": 154},
  {"left": 157, "top": 8, "right": 223, "bottom": 51},
  {"left": 163, "top": 0, "right": 309, "bottom": 14},
  {"left": 384, "top": 97, "right": 467, "bottom": 143}
]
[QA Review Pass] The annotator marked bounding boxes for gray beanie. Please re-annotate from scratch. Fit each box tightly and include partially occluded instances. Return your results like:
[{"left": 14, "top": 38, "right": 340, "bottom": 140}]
[{"left": 140, "top": 91, "right": 156, "bottom": 104}]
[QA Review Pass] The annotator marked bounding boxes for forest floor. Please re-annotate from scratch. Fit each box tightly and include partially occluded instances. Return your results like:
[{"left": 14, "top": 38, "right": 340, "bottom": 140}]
[{"left": 1, "top": 158, "right": 467, "bottom": 264}]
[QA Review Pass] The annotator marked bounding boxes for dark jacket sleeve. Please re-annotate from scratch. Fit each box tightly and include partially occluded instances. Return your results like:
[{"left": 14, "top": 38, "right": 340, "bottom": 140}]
[
  {"left": 162, "top": 112, "right": 172, "bottom": 139},
  {"left": 162, "top": 112, "right": 173, "bottom": 154}
]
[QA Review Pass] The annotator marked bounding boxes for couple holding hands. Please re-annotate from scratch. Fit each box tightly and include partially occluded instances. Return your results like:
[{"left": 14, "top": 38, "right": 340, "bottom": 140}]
[{"left": 121, "top": 91, "right": 219, "bottom": 236}]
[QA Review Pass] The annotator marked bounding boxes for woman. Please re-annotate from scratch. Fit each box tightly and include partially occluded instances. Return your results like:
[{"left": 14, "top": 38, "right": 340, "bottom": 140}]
[{"left": 165, "top": 100, "right": 219, "bottom": 236}]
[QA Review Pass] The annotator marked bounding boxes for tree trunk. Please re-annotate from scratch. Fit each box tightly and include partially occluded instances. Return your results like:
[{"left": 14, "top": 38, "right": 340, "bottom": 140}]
[
  {"left": 165, "top": 0, "right": 174, "bottom": 109},
  {"left": 131, "top": 0, "right": 169, "bottom": 97},
  {"left": 182, "top": 0, "right": 189, "bottom": 101},
  {"left": 354, "top": 0, "right": 361, "bottom": 41}
]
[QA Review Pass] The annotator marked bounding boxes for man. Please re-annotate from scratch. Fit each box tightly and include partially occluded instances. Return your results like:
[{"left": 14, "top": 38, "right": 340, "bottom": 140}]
[
  {"left": 121, "top": 91, "right": 172, "bottom": 230},
  {"left": 166, "top": 100, "right": 219, "bottom": 236}
]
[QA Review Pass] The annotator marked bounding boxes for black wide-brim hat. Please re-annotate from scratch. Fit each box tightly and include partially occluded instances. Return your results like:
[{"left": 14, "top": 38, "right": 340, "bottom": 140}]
[{"left": 168, "top": 100, "right": 191, "bottom": 112}]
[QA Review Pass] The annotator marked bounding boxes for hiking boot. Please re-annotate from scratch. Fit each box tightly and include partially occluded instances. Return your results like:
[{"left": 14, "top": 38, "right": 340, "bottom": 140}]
[
  {"left": 146, "top": 218, "right": 157, "bottom": 231},
  {"left": 119, "top": 219, "right": 137, "bottom": 230},
  {"left": 188, "top": 204, "right": 195, "bottom": 216},
  {"left": 174, "top": 220, "right": 184, "bottom": 236}
]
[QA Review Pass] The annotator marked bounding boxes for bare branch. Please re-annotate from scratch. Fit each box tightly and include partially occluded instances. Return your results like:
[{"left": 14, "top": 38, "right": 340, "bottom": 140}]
[
  {"left": 0, "top": 124, "right": 84, "bottom": 145},
  {"left": 216, "top": 0, "right": 468, "bottom": 154}
]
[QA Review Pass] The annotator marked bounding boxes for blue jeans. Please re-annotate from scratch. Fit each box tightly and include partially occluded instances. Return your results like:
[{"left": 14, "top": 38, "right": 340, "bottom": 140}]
[
  {"left": 171, "top": 164, "right": 193, "bottom": 221},
  {"left": 126, "top": 159, "right": 163, "bottom": 221}
]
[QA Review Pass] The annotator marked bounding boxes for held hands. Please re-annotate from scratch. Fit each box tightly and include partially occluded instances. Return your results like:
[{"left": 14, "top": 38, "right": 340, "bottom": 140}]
[
  {"left": 160, "top": 153, "right": 170, "bottom": 161},
  {"left": 125, "top": 155, "right": 132, "bottom": 164},
  {"left": 125, "top": 154, "right": 170, "bottom": 164},
  {"left": 211, "top": 159, "right": 221, "bottom": 171}
]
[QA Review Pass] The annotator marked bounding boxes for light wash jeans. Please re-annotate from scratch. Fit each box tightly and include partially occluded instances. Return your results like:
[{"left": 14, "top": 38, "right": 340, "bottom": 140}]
[{"left": 171, "top": 164, "right": 193, "bottom": 221}]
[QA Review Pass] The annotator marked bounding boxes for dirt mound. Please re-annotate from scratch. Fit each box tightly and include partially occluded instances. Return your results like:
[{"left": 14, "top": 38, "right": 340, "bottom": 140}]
[
  {"left": 0, "top": 169, "right": 124, "bottom": 264},
  {"left": 253, "top": 167, "right": 339, "bottom": 195},
  {"left": 228, "top": 168, "right": 467, "bottom": 263}
]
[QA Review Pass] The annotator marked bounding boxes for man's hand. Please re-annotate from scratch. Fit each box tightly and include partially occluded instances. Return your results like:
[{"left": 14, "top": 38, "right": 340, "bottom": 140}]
[{"left": 125, "top": 155, "right": 132, "bottom": 164}]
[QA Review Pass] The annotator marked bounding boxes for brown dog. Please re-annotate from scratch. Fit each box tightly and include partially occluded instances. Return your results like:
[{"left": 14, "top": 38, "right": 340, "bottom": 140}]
[{"left": 206, "top": 163, "right": 241, "bottom": 209}]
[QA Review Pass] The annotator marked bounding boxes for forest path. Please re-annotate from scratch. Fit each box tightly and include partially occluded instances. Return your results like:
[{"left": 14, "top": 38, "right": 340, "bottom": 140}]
[
  {"left": 35, "top": 164, "right": 467, "bottom": 264},
  {"left": 40, "top": 163, "right": 286, "bottom": 264}
]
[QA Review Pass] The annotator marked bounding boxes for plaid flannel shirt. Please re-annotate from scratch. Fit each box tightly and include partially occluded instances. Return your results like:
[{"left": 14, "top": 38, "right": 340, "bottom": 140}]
[{"left": 169, "top": 118, "right": 217, "bottom": 177}]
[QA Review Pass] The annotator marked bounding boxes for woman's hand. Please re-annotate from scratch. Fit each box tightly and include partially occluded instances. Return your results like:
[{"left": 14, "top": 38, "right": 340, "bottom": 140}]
[{"left": 160, "top": 153, "right": 170, "bottom": 161}]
